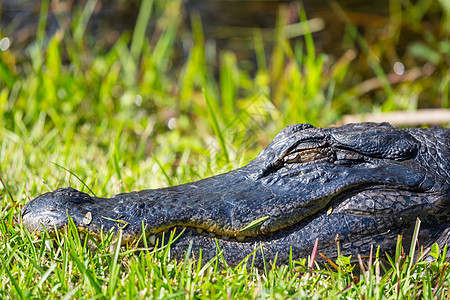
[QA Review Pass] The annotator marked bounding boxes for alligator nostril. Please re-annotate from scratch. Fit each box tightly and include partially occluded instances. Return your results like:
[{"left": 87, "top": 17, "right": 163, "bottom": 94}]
[{"left": 21, "top": 206, "right": 29, "bottom": 216}]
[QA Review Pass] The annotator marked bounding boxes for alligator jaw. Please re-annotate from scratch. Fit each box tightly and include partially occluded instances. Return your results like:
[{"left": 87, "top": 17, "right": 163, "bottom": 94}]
[
  {"left": 21, "top": 159, "right": 430, "bottom": 241},
  {"left": 20, "top": 166, "right": 289, "bottom": 240}
]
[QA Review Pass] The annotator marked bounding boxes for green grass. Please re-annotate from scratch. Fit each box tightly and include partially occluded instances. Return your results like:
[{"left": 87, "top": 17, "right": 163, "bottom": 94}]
[{"left": 0, "top": 0, "right": 449, "bottom": 298}]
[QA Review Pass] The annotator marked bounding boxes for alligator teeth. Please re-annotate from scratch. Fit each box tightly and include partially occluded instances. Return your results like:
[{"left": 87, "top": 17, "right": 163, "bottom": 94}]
[
  {"left": 45, "top": 240, "right": 53, "bottom": 251},
  {"left": 109, "top": 241, "right": 118, "bottom": 253},
  {"left": 236, "top": 236, "right": 245, "bottom": 242},
  {"left": 149, "top": 235, "right": 156, "bottom": 245},
  {"left": 196, "top": 228, "right": 203, "bottom": 234},
  {"left": 221, "top": 235, "right": 230, "bottom": 240},
  {"left": 83, "top": 212, "right": 92, "bottom": 225},
  {"left": 208, "top": 232, "right": 216, "bottom": 237}
]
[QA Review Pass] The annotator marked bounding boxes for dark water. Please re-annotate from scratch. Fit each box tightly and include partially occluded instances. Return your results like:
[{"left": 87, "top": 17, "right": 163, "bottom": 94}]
[
  {"left": 1, "top": 0, "right": 390, "bottom": 58},
  {"left": 185, "top": 0, "right": 390, "bottom": 55}
]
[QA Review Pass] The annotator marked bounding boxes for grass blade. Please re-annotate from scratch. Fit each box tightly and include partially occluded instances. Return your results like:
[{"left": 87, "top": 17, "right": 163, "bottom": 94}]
[
  {"left": 238, "top": 216, "right": 269, "bottom": 232},
  {"left": 131, "top": 0, "right": 154, "bottom": 61},
  {"left": 0, "top": 256, "right": 25, "bottom": 299},
  {"left": 203, "top": 90, "right": 230, "bottom": 163},
  {"left": 73, "top": 0, "right": 98, "bottom": 42},
  {"left": 51, "top": 162, "right": 96, "bottom": 197},
  {"left": 69, "top": 250, "right": 104, "bottom": 298}
]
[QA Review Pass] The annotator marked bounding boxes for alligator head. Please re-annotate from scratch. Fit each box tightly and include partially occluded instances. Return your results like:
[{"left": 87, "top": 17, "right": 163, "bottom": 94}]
[{"left": 22, "top": 123, "right": 450, "bottom": 266}]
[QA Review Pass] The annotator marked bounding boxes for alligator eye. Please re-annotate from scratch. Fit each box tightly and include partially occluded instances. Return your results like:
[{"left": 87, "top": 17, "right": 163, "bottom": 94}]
[
  {"left": 283, "top": 148, "right": 333, "bottom": 164},
  {"left": 335, "top": 151, "right": 365, "bottom": 162}
]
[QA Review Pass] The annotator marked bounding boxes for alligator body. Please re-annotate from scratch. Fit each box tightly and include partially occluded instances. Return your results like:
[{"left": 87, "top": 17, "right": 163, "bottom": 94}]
[{"left": 22, "top": 123, "right": 450, "bottom": 266}]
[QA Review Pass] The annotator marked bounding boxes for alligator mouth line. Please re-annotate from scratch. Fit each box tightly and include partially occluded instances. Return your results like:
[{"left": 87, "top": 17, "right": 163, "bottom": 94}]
[{"left": 68, "top": 185, "right": 421, "bottom": 247}]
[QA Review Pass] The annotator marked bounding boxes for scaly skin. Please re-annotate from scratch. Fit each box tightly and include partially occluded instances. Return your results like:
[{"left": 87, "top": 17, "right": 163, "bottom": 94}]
[{"left": 22, "top": 123, "right": 450, "bottom": 267}]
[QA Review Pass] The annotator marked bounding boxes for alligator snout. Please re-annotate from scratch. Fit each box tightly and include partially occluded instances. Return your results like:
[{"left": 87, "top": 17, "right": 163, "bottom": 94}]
[{"left": 21, "top": 187, "right": 94, "bottom": 233}]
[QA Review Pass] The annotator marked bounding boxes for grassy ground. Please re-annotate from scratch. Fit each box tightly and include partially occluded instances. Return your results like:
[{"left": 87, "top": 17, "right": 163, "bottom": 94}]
[{"left": 0, "top": 0, "right": 449, "bottom": 298}]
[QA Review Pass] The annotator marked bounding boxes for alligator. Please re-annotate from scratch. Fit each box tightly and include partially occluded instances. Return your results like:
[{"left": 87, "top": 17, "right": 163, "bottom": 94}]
[{"left": 22, "top": 122, "right": 450, "bottom": 267}]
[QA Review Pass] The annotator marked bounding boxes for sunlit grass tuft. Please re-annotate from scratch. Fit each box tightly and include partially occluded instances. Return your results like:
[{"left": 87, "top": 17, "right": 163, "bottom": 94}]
[{"left": 1, "top": 218, "right": 448, "bottom": 298}]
